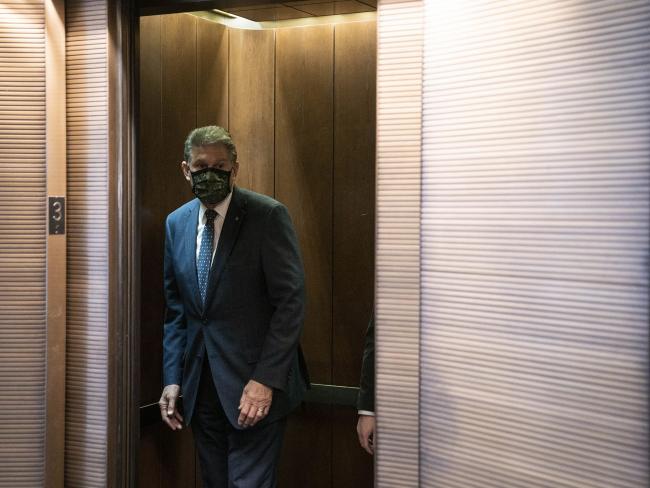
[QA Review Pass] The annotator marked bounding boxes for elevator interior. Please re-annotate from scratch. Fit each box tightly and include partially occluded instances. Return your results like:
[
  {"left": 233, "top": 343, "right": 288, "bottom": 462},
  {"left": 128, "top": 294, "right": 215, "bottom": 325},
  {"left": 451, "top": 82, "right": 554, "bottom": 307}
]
[{"left": 137, "top": 4, "right": 377, "bottom": 487}]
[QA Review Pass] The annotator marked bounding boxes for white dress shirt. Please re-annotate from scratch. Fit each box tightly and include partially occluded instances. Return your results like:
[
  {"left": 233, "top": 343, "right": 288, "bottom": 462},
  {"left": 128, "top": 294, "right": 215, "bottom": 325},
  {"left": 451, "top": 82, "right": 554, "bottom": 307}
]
[{"left": 196, "top": 191, "right": 233, "bottom": 266}]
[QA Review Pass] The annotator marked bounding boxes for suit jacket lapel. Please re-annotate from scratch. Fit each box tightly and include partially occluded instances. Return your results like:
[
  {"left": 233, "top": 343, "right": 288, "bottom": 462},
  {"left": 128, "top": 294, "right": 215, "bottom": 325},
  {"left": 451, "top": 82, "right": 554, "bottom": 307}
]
[
  {"left": 204, "top": 187, "right": 247, "bottom": 310},
  {"left": 183, "top": 199, "right": 202, "bottom": 313}
]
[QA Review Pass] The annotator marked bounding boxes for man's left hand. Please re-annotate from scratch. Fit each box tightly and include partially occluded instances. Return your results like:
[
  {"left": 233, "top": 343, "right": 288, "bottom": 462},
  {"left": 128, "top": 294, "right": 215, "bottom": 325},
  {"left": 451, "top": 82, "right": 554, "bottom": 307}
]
[{"left": 238, "top": 380, "right": 273, "bottom": 428}]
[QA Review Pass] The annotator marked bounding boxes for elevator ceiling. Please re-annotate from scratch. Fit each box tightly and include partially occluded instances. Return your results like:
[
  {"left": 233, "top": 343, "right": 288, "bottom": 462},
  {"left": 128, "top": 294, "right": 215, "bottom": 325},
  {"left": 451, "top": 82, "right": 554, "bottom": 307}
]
[{"left": 221, "top": 0, "right": 376, "bottom": 22}]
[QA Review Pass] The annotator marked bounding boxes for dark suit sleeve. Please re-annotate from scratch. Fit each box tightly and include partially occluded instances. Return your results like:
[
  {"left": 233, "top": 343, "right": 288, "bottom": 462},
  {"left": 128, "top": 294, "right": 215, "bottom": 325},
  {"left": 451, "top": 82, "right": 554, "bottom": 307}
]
[
  {"left": 162, "top": 215, "right": 187, "bottom": 387},
  {"left": 251, "top": 204, "right": 305, "bottom": 392},
  {"left": 357, "top": 314, "right": 375, "bottom": 412}
]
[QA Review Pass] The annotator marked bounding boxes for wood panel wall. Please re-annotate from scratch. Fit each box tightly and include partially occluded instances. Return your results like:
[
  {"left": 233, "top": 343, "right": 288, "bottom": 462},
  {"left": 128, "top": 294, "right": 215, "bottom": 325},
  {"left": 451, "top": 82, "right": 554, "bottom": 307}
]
[
  {"left": 331, "top": 22, "right": 376, "bottom": 488},
  {"left": 139, "top": 14, "right": 375, "bottom": 488},
  {"left": 139, "top": 14, "right": 212, "bottom": 488},
  {"left": 229, "top": 28, "right": 275, "bottom": 196},
  {"left": 333, "top": 20, "right": 376, "bottom": 387},
  {"left": 275, "top": 24, "right": 335, "bottom": 383},
  {"left": 197, "top": 18, "right": 228, "bottom": 127}
]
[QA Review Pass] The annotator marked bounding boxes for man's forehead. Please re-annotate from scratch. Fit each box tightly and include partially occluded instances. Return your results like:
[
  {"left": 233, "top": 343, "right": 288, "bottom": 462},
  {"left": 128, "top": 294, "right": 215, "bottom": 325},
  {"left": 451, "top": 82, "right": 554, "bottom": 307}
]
[{"left": 191, "top": 143, "right": 229, "bottom": 159}]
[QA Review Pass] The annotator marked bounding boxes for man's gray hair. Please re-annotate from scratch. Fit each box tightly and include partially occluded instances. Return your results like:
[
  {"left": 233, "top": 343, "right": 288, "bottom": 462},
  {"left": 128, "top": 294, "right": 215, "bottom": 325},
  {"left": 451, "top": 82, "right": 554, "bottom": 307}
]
[{"left": 184, "top": 125, "right": 238, "bottom": 165}]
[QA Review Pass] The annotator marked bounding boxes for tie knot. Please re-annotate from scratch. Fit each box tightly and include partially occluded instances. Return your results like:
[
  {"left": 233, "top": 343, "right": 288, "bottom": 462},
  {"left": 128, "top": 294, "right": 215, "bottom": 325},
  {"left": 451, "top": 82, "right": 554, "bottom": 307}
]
[{"left": 205, "top": 209, "right": 217, "bottom": 224}]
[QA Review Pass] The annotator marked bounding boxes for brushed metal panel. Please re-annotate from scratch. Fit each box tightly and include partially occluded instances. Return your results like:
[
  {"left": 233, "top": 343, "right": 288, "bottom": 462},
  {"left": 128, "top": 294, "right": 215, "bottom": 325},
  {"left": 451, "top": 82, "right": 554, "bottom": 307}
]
[
  {"left": 375, "top": 0, "right": 423, "bottom": 486},
  {"left": 420, "top": 1, "right": 650, "bottom": 487},
  {"left": 0, "top": 1, "right": 46, "bottom": 486},
  {"left": 65, "top": 1, "right": 108, "bottom": 487}
]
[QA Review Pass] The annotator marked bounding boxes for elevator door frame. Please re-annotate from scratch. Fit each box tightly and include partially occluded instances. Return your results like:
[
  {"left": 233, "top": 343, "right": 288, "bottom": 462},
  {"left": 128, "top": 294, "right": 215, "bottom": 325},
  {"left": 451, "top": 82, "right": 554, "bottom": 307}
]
[{"left": 109, "top": 1, "right": 379, "bottom": 486}]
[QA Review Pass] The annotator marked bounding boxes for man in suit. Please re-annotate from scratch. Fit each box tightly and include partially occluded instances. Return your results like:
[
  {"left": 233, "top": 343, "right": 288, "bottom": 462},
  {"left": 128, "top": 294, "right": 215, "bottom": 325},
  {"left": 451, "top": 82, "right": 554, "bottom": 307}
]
[
  {"left": 357, "top": 315, "right": 375, "bottom": 455},
  {"left": 158, "top": 126, "right": 310, "bottom": 487}
]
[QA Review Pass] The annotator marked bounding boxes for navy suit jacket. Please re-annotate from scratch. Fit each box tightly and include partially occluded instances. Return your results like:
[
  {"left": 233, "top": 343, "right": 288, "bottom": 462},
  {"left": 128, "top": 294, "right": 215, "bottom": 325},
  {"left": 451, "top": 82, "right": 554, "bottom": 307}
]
[{"left": 162, "top": 187, "right": 310, "bottom": 429}]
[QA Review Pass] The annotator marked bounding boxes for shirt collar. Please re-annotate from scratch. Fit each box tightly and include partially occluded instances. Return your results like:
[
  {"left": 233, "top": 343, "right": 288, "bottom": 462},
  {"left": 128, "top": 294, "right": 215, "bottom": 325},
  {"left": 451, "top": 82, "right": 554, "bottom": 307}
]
[{"left": 199, "top": 189, "right": 233, "bottom": 224}]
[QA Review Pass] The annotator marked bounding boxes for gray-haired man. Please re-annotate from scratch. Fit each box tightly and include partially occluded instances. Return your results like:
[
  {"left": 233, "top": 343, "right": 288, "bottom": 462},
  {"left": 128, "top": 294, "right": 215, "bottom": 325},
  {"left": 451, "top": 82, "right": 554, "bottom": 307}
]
[{"left": 158, "top": 126, "right": 310, "bottom": 487}]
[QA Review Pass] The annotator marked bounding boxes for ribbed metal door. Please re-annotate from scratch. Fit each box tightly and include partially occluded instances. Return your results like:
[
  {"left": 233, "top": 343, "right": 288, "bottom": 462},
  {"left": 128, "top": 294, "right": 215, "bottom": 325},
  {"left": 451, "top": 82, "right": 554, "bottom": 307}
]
[
  {"left": 375, "top": 1, "right": 423, "bottom": 487},
  {"left": 65, "top": 1, "right": 108, "bottom": 486},
  {"left": 0, "top": 1, "right": 47, "bottom": 486},
  {"left": 420, "top": 1, "right": 649, "bottom": 486}
]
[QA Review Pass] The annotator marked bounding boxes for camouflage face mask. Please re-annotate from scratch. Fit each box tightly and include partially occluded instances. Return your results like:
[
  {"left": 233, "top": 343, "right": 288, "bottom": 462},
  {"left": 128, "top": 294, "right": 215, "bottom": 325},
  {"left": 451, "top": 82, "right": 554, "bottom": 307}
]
[{"left": 190, "top": 167, "right": 232, "bottom": 205}]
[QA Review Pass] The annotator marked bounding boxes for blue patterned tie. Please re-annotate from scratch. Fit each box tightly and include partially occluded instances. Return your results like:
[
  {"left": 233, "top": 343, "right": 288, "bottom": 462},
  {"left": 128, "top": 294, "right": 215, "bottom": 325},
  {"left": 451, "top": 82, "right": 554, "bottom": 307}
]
[{"left": 198, "top": 209, "right": 217, "bottom": 304}]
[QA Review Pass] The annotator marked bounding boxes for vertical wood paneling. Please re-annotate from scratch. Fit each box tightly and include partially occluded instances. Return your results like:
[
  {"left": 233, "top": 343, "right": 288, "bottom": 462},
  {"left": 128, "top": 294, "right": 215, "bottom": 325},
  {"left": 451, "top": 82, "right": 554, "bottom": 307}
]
[
  {"left": 332, "top": 20, "right": 376, "bottom": 387},
  {"left": 420, "top": 1, "right": 650, "bottom": 487},
  {"left": 274, "top": 23, "right": 336, "bottom": 488},
  {"left": 139, "top": 13, "right": 165, "bottom": 406},
  {"left": 138, "top": 424, "right": 197, "bottom": 488},
  {"left": 141, "top": 11, "right": 197, "bottom": 398},
  {"left": 196, "top": 18, "right": 228, "bottom": 128},
  {"left": 0, "top": 1, "right": 46, "bottom": 486},
  {"left": 332, "top": 406, "right": 374, "bottom": 488},
  {"left": 375, "top": 1, "right": 423, "bottom": 487},
  {"left": 138, "top": 425, "right": 163, "bottom": 488},
  {"left": 160, "top": 12, "right": 196, "bottom": 199},
  {"left": 275, "top": 24, "right": 334, "bottom": 383},
  {"left": 332, "top": 20, "right": 376, "bottom": 488},
  {"left": 65, "top": 1, "right": 108, "bottom": 486},
  {"left": 137, "top": 13, "right": 200, "bottom": 488},
  {"left": 229, "top": 28, "right": 275, "bottom": 197},
  {"left": 139, "top": 13, "right": 200, "bottom": 487},
  {"left": 278, "top": 404, "right": 332, "bottom": 488},
  {"left": 140, "top": 12, "right": 196, "bottom": 406},
  {"left": 161, "top": 427, "right": 197, "bottom": 488}
]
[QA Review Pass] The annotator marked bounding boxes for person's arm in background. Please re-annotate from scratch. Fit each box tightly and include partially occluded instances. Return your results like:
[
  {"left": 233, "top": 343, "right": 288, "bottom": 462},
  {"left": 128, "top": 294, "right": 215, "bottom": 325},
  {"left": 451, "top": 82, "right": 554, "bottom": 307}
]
[{"left": 356, "top": 314, "right": 375, "bottom": 455}]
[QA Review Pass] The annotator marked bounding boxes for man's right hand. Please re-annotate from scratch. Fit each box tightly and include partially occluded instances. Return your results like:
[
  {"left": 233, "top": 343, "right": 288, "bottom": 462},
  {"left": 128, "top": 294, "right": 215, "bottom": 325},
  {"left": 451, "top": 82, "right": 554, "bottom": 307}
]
[
  {"left": 159, "top": 384, "right": 183, "bottom": 431},
  {"left": 357, "top": 414, "right": 375, "bottom": 455}
]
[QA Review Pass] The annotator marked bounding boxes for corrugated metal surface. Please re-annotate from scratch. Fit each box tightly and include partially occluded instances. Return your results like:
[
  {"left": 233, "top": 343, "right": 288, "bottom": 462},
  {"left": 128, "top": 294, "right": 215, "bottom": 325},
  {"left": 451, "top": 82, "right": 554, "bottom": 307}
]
[
  {"left": 375, "top": 0, "right": 423, "bottom": 486},
  {"left": 65, "top": 0, "right": 108, "bottom": 486},
  {"left": 420, "top": 1, "right": 649, "bottom": 487},
  {"left": 0, "top": 0, "right": 47, "bottom": 486}
]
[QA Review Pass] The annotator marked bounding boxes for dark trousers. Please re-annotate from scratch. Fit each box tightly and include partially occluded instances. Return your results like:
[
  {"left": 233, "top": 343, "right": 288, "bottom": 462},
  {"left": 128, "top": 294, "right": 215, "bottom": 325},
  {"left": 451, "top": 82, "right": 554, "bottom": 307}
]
[{"left": 191, "top": 359, "right": 287, "bottom": 488}]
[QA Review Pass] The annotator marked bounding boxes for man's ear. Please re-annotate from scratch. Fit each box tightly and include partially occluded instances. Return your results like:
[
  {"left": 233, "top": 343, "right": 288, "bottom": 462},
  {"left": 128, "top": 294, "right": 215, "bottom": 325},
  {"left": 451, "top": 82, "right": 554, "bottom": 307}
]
[
  {"left": 232, "top": 162, "right": 239, "bottom": 177},
  {"left": 181, "top": 161, "right": 191, "bottom": 181}
]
